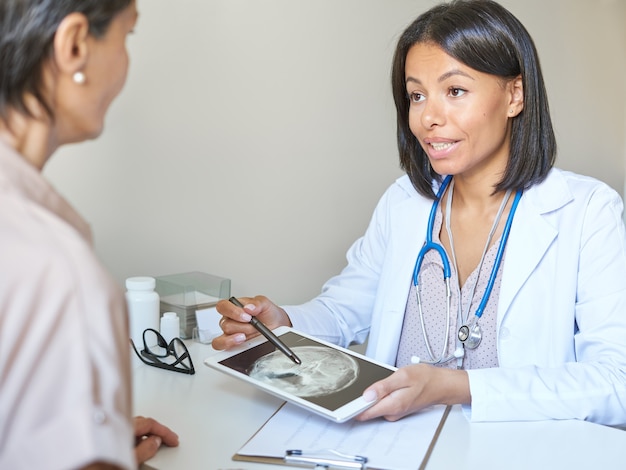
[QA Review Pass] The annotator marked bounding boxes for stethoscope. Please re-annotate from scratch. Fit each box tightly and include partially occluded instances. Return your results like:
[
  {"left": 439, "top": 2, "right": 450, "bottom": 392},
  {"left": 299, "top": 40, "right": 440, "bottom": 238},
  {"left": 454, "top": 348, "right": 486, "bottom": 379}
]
[{"left": 411, "top": 175, "right": 522, "bottom": 365}]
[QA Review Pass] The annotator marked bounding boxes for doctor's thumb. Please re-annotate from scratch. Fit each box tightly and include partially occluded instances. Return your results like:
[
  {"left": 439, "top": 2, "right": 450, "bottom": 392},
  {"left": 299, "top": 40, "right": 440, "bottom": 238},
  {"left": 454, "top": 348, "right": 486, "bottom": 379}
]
[{"left": 362, "top": 388, "right": 378, "bottom": 403}]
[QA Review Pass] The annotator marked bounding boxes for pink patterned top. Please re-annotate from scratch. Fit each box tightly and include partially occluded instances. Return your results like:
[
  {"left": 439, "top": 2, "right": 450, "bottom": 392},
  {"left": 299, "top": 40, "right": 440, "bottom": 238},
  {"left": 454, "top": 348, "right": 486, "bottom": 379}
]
[{"left": 396, "top": 205, "right": 504, "bottom": 369}]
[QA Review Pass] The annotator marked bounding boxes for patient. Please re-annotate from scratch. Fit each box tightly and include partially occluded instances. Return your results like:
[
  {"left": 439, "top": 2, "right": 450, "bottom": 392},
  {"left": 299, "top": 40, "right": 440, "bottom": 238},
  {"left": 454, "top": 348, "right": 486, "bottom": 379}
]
[{"left": 0, "top": 1, "right": 177, "bottom": 468}]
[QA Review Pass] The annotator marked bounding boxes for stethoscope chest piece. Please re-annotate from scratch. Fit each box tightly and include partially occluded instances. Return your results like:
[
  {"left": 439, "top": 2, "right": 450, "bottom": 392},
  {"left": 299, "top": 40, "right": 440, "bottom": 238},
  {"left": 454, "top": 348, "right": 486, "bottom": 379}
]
[{"left": 458, "top": 322, "right": 482, "bottom": 350}]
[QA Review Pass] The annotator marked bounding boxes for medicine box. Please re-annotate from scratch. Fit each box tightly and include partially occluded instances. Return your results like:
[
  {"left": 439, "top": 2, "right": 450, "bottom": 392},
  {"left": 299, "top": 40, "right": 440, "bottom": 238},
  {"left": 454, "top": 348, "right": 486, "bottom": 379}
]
[{"left": 154, "top": 271, "right": 231, "bottom": 339}]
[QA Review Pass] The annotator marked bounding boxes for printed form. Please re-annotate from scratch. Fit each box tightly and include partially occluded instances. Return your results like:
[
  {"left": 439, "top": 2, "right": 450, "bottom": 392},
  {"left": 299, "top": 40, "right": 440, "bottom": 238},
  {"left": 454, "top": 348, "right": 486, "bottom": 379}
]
[{"left": 235, "top": 402, "right": 448, "bottom": 469}]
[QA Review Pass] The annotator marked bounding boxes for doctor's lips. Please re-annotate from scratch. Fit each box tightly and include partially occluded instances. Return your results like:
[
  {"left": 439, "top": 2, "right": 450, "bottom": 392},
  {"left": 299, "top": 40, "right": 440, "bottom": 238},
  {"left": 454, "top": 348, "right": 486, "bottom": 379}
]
[{"left": 423, "top": 138, "right": 459, "bottom": 155}]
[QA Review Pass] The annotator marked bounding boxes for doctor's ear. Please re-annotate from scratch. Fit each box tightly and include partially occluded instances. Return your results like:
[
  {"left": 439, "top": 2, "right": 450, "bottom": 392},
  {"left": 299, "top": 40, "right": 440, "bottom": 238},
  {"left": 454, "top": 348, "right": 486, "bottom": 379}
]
[
  {"left": 507, "top": 75, "right": 524, "bottom": 118},
  {"left": 52, "top": 13, "right": 90, "bottom": 81}
]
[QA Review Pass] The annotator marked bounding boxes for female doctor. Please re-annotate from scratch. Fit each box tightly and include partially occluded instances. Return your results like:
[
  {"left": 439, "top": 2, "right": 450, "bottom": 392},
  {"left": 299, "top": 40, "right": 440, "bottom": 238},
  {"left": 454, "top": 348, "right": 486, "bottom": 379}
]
[{"left": 213, "top": 0, "right": 626, "bottom": 425}]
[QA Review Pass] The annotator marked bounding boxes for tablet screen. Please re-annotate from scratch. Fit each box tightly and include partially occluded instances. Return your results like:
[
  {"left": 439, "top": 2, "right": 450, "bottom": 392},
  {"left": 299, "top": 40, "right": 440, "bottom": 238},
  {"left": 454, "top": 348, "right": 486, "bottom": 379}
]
[{"left": 208, "top": 328, "right": 394, "bottom": 419}]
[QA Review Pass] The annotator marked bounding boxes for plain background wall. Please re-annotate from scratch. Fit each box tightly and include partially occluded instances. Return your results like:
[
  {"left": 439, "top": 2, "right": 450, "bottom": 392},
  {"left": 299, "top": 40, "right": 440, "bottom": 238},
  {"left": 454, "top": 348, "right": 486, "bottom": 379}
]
[{"left": 45, "top": 0, "right": 626, "bottom": 305}]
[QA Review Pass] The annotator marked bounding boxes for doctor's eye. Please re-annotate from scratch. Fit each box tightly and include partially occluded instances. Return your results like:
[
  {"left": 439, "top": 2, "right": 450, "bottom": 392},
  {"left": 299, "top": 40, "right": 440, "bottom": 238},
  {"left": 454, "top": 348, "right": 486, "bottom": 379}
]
[
  {"left": 408, "top": 92, "right": 425, "bottom": 104},
  {"left": 448, "top": 87, "right": 467, "bottom": 97}
]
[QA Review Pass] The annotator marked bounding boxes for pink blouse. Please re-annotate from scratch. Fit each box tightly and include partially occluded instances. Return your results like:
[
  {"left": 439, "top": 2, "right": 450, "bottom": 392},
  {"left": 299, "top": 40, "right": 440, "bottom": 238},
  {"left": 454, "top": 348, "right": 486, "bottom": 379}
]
[{"left": 396, "top": 205, "right": 504, "bottom": 369}]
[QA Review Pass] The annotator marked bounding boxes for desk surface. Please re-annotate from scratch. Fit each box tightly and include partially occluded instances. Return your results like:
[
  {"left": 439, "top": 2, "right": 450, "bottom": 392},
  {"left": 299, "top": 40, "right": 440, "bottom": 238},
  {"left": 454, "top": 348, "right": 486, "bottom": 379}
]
[{"left": 133, "top": 342, "right": 626, "bottom": 470}]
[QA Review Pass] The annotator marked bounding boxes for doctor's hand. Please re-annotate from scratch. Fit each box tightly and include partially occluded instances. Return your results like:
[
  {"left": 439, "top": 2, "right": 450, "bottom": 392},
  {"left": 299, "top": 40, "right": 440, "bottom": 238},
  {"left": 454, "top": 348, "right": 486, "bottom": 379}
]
[
  {"left": 355, "top": 364, "right": 470, "bottom": 422},
  {"left": 211, "top": 295, "right": 292, "bottom": 351}
]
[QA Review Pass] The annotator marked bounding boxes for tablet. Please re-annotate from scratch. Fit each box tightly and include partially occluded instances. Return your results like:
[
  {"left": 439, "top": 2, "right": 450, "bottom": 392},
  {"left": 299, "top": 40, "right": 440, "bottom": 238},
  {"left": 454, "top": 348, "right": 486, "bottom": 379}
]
[{"left": 204, "top": 326, "right": 396, "bottom": 423}]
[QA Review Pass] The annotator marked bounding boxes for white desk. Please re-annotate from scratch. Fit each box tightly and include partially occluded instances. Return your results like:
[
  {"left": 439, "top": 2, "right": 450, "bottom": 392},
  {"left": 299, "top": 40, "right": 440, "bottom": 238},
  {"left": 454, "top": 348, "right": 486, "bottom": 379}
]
[{"left": 133, "top": 342, "right": 626, "bottom": 469}]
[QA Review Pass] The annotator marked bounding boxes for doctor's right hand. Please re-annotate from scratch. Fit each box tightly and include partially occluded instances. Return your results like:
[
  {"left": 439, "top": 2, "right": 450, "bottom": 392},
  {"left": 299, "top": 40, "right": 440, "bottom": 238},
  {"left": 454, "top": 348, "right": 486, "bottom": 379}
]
[{"left": 211, "top": 295, "right": 292, "bottom": 351}]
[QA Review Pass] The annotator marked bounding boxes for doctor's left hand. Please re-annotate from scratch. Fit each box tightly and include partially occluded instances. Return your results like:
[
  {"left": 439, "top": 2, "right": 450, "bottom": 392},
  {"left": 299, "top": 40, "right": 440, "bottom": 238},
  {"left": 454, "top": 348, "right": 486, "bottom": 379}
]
[{"left": 355, "top": 364, "right": 471, "bottom": 422}]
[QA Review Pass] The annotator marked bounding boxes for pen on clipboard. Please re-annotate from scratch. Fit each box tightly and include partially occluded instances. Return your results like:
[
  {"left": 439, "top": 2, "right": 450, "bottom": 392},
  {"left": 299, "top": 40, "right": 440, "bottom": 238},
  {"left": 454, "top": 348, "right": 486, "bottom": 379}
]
[
  {"left": 285, "top": 450, "right": 367, "bottom": 469},
  {"left": 228, "top": 296, "right": 302, "bottom": 365}
]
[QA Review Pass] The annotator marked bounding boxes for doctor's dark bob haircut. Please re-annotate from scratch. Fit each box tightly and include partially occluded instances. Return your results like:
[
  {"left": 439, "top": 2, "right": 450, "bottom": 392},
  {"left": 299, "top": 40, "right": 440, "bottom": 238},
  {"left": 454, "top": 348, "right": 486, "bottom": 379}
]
[
  {"left": 392, "top": 0, "right": 556, "bottom": 198},
  {"left": 0, "top": 0, "right": 133, "bottom": 120}
]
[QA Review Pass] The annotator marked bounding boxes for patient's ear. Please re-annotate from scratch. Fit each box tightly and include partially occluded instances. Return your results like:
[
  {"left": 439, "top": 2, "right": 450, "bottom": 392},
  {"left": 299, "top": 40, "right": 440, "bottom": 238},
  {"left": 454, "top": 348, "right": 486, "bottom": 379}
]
[{"left": 52, "top": 12, "right": 90, "bottom": 79}]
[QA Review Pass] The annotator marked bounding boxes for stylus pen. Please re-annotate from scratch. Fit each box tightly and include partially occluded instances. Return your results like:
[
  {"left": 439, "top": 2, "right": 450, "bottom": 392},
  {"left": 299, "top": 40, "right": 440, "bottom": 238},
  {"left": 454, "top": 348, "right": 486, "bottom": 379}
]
[{"left": 228, "top": 297, "right": 302, "bottom": 365}]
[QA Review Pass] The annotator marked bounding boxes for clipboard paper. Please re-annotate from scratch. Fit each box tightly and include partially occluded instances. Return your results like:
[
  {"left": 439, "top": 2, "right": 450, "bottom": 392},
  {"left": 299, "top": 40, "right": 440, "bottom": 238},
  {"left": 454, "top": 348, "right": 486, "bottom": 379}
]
[{"left": 233, "top": 402, "right": 450, "bottom": 470}]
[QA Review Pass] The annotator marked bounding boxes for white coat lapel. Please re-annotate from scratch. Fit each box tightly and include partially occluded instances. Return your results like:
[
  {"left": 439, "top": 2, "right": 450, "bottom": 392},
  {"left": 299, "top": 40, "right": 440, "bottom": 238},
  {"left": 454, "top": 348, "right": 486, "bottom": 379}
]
[
  {"left": 368, "top": 179, "right": 433, "bottom": 362},
  {"left": 497, "top": 171, "right": 572, "bottom": 324}
]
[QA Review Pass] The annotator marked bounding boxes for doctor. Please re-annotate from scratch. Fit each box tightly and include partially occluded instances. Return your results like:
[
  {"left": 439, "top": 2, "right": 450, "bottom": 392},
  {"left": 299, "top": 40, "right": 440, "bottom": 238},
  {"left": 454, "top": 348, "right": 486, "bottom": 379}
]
[{"left": 213, "top": 0, "right": 626, "bottom": 426}]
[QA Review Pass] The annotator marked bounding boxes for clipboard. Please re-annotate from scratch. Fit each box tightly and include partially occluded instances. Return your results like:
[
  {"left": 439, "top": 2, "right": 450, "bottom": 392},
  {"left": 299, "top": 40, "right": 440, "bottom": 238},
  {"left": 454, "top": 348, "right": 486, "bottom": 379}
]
[{"left": 232, "top": 402, "right": 451, "bottom": 469}]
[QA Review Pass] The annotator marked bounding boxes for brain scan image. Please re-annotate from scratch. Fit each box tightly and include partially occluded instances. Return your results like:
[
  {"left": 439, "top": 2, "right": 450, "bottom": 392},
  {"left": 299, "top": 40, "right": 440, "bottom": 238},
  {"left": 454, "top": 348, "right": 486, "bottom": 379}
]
[{"left": 248, "top": 346, "right": 359, "bottom": 398}]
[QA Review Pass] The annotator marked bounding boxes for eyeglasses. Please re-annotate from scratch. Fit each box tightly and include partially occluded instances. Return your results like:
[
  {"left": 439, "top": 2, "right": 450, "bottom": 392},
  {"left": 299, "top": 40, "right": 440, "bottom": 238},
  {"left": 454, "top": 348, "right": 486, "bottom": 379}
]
[{"left": 130, "top": 328, "right": 195, "bottom": 375}]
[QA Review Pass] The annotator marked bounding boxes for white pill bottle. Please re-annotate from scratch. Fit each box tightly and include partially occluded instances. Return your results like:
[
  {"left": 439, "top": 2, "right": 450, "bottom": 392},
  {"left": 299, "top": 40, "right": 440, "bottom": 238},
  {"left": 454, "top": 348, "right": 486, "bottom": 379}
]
[
  {"left": 126, "top": 276, "right": 160, "bottom": 348},
  {"left": 160, "top": 311, "right": 180, "bottom": 344}
]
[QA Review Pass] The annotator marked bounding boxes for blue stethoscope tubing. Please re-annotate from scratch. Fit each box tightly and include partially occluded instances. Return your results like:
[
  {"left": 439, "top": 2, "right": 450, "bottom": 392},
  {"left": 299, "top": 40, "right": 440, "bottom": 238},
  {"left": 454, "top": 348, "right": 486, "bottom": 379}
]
[
  {"left": 412, "top": 175, "right": 523, "bottom": 359},
  {"left": 412, "top": 175, "right": 454, "bottom": 286}
]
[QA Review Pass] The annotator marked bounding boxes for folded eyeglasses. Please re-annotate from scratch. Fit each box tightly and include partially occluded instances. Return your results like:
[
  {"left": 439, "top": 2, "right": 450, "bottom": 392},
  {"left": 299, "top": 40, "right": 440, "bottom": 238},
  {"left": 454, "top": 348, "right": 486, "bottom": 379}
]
[{"left": 130, "top": 328, "right": 195, "bottom": 375}]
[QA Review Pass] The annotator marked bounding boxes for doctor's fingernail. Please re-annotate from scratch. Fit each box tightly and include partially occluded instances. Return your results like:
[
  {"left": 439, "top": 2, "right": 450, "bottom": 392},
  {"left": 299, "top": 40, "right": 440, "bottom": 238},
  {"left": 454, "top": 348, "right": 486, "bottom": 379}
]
[
  {"left": 363, "top": 389, "right": 378, "bottom": 402},
  {"left": 233, "top": 333, "right": 246, "bottom": 344},
  {"left": 240, "top": 313, "right": 252, "bottom": 322},
  {"left": 244, "top": 303, "right": 256, "bottom": 312}
]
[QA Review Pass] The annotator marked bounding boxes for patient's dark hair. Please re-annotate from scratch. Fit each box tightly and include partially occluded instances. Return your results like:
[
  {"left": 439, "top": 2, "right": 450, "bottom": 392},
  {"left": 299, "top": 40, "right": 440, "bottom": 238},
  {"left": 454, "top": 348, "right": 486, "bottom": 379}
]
[
  {"left": 391, "top": 0, "right": 556, "bottom": 198},
  {"left": 0, "top": 0, "right": 133, "bottom": 120}
]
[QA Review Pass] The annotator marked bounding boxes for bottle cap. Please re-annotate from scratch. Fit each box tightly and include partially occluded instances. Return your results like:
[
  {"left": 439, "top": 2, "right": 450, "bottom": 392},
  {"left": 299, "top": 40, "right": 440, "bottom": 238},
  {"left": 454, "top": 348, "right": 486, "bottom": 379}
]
[{"left": 126, "top": 276, "right": 156, "bottom": 290}]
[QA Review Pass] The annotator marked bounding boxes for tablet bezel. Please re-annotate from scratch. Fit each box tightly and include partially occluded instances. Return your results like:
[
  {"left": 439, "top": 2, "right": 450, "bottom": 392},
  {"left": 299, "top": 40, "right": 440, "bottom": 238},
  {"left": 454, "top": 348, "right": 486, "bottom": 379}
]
[{"left": 204, "top": 326, "right": 396, "bottom": 423}]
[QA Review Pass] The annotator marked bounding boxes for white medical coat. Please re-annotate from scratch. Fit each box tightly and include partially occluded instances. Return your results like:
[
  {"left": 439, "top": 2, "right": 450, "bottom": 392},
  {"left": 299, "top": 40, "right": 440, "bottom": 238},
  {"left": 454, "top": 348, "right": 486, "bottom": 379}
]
[{"left": 286, "top": 168, "right": 626, "bottom": 425}]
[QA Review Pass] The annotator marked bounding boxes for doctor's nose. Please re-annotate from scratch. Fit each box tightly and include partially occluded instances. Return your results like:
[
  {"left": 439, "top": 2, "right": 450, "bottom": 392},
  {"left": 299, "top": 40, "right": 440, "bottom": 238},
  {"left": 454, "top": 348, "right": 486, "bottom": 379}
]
[{"left": 420, "top": 98, "right": 446, "bottom": 129}]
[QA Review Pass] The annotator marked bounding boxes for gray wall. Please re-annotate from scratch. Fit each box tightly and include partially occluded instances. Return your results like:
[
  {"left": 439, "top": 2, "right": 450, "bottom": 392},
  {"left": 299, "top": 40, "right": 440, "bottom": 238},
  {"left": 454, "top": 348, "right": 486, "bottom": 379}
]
[{"left": 46, "top": 0, "right": 626, "bottom": 305}]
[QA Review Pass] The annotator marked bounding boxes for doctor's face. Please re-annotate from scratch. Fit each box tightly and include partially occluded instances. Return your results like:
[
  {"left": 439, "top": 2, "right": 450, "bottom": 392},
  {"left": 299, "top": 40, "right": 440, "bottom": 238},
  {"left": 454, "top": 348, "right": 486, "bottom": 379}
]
[{"left": 405, "top": 42, "right": 522, "bottom": 182}]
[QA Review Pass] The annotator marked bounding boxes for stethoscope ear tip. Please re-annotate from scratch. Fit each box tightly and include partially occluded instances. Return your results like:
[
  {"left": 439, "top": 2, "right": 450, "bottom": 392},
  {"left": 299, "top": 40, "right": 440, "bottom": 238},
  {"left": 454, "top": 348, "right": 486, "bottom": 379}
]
[
  {"left": 410, "top": 356, "right": 421, "bottom": 364},
  {"left": 453, "top": 347, "right": 465, "bottom": 358}
]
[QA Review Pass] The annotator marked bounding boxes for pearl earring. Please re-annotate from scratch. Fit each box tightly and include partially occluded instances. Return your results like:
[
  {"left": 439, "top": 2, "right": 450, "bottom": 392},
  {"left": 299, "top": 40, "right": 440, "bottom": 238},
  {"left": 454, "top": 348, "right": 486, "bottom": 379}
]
[{"left": 73, "top": 71, "right": 86, "bottom": 84}]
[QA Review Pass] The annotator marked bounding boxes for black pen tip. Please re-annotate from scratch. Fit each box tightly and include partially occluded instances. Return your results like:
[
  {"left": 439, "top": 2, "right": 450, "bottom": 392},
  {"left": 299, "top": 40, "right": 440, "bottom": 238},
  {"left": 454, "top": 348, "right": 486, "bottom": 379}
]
[{"left": 293, "top": 356, "right": 302, "bottom": 365}]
